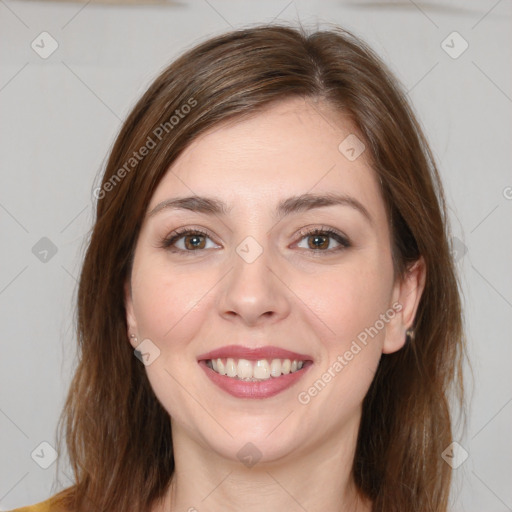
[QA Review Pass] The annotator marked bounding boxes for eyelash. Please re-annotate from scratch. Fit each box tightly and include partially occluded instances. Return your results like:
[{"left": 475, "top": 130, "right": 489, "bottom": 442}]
[
  {"left": 159, "top": 226, "right": 351, "bottom": 256},
  {"left": 296, "top": 226, "right": 351, "bottom": 254}
]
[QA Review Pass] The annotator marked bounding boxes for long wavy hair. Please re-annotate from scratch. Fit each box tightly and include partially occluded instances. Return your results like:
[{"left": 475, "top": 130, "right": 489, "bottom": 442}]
[{"left": 52, "top": 22, "right": 468, "bottom": 512}]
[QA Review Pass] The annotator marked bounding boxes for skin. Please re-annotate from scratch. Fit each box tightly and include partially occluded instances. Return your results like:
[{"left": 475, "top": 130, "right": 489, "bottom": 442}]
[{"left": 125, "top": 96, "right": 426, "bottom": 512}]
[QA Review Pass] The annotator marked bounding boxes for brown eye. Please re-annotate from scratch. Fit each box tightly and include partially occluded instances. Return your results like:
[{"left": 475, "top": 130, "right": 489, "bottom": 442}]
[
  {"left": 183, "top": 234, "right": 206, "bottom": 250},
  {"left": 161, "top": 228, "right": 220, "bottom": 254},
  {"left": 296, "top": 227, "right": 351, "bottom": 253},
  {"left": 307, "top": 234, "right": 330, "bottom": 250}
]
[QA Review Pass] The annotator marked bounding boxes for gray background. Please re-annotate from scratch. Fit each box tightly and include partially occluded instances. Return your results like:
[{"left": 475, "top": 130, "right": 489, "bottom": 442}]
[{"left": 0, "top": 0, "right": 511, "bottom": 510}]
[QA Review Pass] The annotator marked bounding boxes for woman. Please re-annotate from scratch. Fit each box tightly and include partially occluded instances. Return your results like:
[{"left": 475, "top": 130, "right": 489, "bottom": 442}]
[{"left": 12, "top": 22, "right": 467, "bottom": 512}]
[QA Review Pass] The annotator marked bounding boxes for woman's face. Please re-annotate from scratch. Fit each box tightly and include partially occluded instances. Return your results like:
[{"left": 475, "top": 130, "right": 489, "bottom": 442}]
[{"left": 125, "top": 96, "right": 423, "bottom": 465}]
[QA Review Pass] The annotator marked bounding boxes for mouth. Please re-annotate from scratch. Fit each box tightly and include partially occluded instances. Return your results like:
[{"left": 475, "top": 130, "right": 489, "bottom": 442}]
[
  {"left": 204, "top": 357, "right": 308, "bottom": 381},
  {"left": 197, "top": 345, "right": 313, "bottom": 399}
]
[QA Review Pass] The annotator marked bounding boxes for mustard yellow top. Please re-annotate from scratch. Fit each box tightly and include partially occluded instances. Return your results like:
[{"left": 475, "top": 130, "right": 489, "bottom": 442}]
[{"left": 8, "top": 495, "right": 63, "bottom": 512}]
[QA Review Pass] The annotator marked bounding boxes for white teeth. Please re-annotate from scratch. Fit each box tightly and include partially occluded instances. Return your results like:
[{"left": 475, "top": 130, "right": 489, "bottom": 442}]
[
  {"left": 207, "top": 357, "right": 306, "bottom": 380},
  {"left": 270, "top": 359, "right": 282, "bottom": 378},
  {"left": 225, "top": 358, "right": 237, "bottom": 377},
  {"left": 237, "top": 359, "right": 253, "bottom": 379},
  {"left": 253, "top": 360, "right": 270, "bottom": 379}
]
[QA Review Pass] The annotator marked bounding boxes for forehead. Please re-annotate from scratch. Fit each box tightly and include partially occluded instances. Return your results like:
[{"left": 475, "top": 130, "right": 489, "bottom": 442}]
[{"left": 148, "top": 97, "right": 384, "bottom": 221}]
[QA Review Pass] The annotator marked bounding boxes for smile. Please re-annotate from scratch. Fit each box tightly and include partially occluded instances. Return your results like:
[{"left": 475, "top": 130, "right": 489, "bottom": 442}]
[
  {"left": 197, "top": 345, "right": 313, "bottom": 399},
  {"left": 206, "top": 358, "right": 305, "bottom": 381}
]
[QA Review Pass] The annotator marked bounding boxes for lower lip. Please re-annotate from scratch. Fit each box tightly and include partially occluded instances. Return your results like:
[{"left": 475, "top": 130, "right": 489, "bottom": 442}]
[{"left": 199, "top": 360, "right": 312, "bottom": 399}]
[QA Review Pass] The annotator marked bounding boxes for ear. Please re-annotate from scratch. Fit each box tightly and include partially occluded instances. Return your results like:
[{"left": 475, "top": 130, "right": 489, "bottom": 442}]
[
  {"left": 124, "top": 280, "right": 139, "bottom": 348},
  {"left": 383, "top": 257, "right": 426, "bottom": 354}
]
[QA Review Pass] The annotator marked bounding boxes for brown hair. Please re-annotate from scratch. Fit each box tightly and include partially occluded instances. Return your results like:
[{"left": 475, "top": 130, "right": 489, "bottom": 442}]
[{"left": 53, "top": 22, "right": 468, "bottom": 512}]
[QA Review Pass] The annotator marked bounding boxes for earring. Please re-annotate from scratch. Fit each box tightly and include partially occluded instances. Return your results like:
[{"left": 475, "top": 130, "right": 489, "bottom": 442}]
[
  {"left": 130, "top": 333, "right": 138, "bottom": 344},
  {"left": 406, "top": 328, "right": 415, "bottom": 342}
]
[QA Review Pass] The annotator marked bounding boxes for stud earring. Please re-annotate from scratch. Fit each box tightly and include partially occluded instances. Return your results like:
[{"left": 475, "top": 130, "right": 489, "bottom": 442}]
[
  {"left": 405, "top": 329, "right": 415, "bottom": 342},
  {"left": 130, "top": 333, "right": 138, "bottom": 344}
]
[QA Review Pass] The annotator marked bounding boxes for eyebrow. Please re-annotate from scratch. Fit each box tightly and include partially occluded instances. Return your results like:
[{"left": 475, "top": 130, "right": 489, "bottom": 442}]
[{"left": 147, "top": 192, "right": 373, "bottom": 225}]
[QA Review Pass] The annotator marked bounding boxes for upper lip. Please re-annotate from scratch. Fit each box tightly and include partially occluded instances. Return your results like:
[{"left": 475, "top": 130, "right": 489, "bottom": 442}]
[{"left": 197, "top": 345, "right": 312, "bottom": 362}]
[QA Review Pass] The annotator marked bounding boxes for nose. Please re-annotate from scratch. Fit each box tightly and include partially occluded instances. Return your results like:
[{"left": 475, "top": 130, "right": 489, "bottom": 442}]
[{"left": 217, "top": 242, "right": 291, "bottom": 327}]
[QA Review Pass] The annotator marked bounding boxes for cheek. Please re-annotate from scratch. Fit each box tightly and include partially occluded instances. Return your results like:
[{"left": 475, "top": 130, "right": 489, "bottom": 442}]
[
  {"left": 130, "top": 257, "right": 217, "bottom": 425},
  {"left": 131, "top": 257, "right": 214, "bottom": 341},
  {"left": 298, "top": 262, "right": 393, "bottom": 350},
  {"left": 294, "top": 265, "right": 392, "bottom": 426}
]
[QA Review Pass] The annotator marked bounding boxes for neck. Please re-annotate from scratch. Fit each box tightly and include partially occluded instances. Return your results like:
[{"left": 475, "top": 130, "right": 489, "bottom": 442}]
[{"left": 154, "top": 414, "right": 372, "bottom": 512}]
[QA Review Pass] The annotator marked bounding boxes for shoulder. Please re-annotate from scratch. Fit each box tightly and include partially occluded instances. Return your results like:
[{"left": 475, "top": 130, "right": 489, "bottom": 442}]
[{"left": 7, "top": 494, "right": 69, "bottom": 512}]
